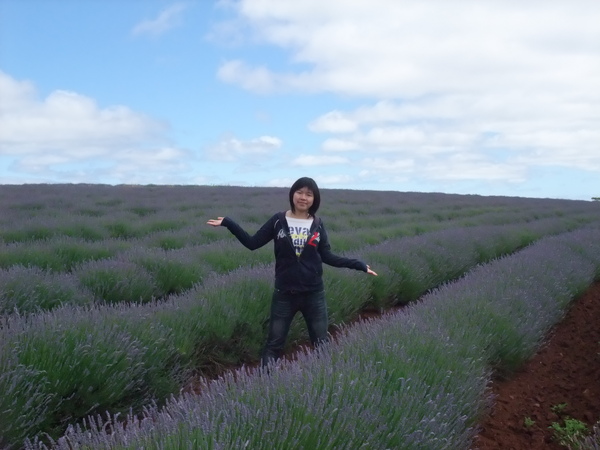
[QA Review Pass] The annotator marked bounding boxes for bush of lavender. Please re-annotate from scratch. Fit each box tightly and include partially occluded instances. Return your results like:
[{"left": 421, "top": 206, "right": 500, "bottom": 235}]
[
  {"left": 196, "top": 239, "right": 274, "bottom": 274},
  {"left": 322, "top": 265, "right": 372, "bottom": 325},
  {"left": 0, "top": 266, "right": 94, "bottom": 315},
  {"left": 411, "top": 227, "right": 600, "bottom": 378},
  {"left": 125, "top": 246, "right": 210, "bottom": 297},
  {"left": 0, "top": 303, "right": 184, "bottom": 447},
  {"left": 0, "top": 357, "right": 52, "bottom": 449},
  {"left": 575, "top": 421, "right": 600, "bottom": 450},
  {"left": 74, "top": 258, "right": 160, "bottom": 304},
  {"left": 362, "top": 217, "right": 591, "bottom": 305},
  {"left": 180, "top": 265, "right": 275, "bottom": 366},
  {"left": 0, "top": 237, "right": 126, "bottom": 272}
]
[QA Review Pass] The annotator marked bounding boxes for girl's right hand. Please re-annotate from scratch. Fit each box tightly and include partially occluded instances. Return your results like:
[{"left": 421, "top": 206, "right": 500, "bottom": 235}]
[{"left": 207, "top": 217, "right": 224, "bottom": 227}]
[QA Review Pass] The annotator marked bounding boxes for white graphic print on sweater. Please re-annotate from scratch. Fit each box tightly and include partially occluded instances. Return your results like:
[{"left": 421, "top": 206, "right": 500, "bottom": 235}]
[{"left": 286, "top": 217, "right": 314, "bottom": 256}]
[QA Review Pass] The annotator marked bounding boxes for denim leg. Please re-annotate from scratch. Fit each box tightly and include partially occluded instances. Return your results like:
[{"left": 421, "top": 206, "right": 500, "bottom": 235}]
[
  {"left": 300, "top": 290, "right": 329, "bottom": 347},
  {"left": 261, "top": 290, "right": 297, "bottom": 367}
]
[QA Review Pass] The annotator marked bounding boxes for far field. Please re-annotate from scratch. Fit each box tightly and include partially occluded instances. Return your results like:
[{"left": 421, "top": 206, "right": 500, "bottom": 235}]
[{"left": 1, "top": 184, "right": 599, "bottom": 449}]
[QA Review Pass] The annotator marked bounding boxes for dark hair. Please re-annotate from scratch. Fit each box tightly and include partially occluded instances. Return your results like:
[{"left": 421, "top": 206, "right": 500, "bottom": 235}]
[{"left": 289, "top": 177, "right": 321, "bottom": 216}]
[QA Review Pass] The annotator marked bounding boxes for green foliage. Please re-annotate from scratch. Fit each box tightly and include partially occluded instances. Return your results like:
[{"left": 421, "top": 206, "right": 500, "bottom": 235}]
[
  {"left": 57, "top": 224, "right": 105, "bottom": 241},
  {"left": 1, "top": 226, "right": 53, "bottom": 243},
  {"left": 549, "top": 417, "right": 589, "bottom": 447},
  {"left": 0, "top": 361, "right": 52, "bottom": 449},
  {"left": 363, "top": 263, "right": 399, "bottom": 310},
  {"left": 76, "top": 208, "right": 104, "bottom": 217},
  {"left": 130, "top": 206, "right": 157, "bottom": 217},
  {"left": 153, "top": 235, "right": 188, "bottom": 250},
  {"left": 0, "top": 239, "right": 125, "bottom": 272},
  {"left": 524, "top": 416, "right": 535, "bottom": 428},
  {"left": 194, "top": 270, "right": 273, "bottom": 366},
  {"left": 0, "top": 266, "right": 93, "bottom": 315},
  {"left": 323, "top": 266, "right": 371, "bottom": 326},
  {"left": 75, "top": 260, "right": 159, "bottom": 304},
  {"left": 95, "top": 198, "right": 123, "bottom": 207},
  {"left": 10, "top": 323, "right": 147, "bottom": 438},
  {"left": 552, "top": 402, "right": 568, "bottom": 414},
  {"left": 133, "top": 256, "right": 207, "bottom": 296},
  {"left": 105, "top": 221, "right": 139, "bottom": 239},
  {"left": 51, "top": 241, "right": 117, "bottom": 270},
  {"left": 9, "top": 202, "right": 45, "bottom": 211},
  {"left": 143, "top": 220, "right": 187, "bottom": 234},
  {"left": 199, "top": 244, "right": 272, "bottom": 273}
]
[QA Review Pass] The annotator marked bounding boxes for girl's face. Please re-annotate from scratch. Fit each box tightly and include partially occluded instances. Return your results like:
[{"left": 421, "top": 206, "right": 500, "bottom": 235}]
[{"left": 293, "top": 186, "right": 314, "bottom": 215}]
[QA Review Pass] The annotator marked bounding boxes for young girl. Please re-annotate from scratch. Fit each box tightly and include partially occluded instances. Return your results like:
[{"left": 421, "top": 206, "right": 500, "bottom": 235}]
[{"left": 207, "top": 177, "right": 377, "bottom": 367}]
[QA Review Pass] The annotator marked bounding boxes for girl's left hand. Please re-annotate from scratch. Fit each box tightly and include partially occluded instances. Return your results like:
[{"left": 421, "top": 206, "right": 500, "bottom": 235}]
[
  {"left": 207, "top": 217, "right": 224, "bottom": 227},
  {"left": 366, "top": 265, "right": 378, "bottom": 276}
]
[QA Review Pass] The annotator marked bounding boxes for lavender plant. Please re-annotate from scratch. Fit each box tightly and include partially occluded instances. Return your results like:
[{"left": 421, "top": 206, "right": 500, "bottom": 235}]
[
  {"left": 322, "top": 265, "right": 372, "bottom": 325},
  {"left": 0, "top": 237, "right": 126, "bottom": 272},
  {"left": 0, "top": 357, "right": 52, "bottom": 449},
  {"left": 0, "top": 266, "right": 94, "bottom": 315},
  {"left": 124, "top": 246, "right": 210, "bottom": 296},
  {"left": 197, "top": 239, "right": 273, "bottom": 274},
  {"left": 1, "top": 303, "right": 184, "bottom": 447},
  {"left": 73, "top": 258, "right": 159, "bottom": 304},
  {"left": 183, "top": 265, "right": 275, "bottom": 366}
]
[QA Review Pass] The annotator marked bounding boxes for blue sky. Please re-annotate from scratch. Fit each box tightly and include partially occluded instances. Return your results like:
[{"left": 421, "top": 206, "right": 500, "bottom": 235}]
[{"left": 1, "top": 0, "right": 599, "bottom": 200}]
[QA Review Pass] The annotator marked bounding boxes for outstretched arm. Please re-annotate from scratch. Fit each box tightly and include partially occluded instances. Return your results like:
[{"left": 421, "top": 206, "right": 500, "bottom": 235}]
[{"left": 207, "top": 215, "right": 275, "bottom": 250}]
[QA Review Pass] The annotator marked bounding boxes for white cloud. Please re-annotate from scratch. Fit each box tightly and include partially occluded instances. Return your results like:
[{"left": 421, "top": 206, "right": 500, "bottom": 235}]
[
  {"left": 265, "top": 177, "right": 296, "bottom": 187},
  {"left": 132, "top": 3, "right": 188, "bottom": 37},
  {"left": 359, "top": 157, "right": 414, "bottom": 173},
  {"left": 217, "top": 60, "right": 276, "bottom": 94},
  {"left": 268, "top": 174, "right": 356, "bottom": 187},
  {"left": 205, "top": 135, "right": 283, "bottom": 162},
  {"left": 423, "top": 156, "right": 528, "bottom": 183},
  {"left": 222, "top": 1, "right": 600, "bottom": 97},
  {"left": 308, "top": 110, "right": 357, "bottom": 134},
  {"left": 0, "top": 71, "right": 190, "bottom": 183},
  {"left": 314, "top": 174, "right": 356, "bottom": 186},
  {"left": 321, "top": 138, "right": 359, "bottom": 152},
  {"left": 291, "top": 154, "right": 350, "bottom": 166},
  {"left": 214, "top": 0, "right": 600, "bottom": 188}
]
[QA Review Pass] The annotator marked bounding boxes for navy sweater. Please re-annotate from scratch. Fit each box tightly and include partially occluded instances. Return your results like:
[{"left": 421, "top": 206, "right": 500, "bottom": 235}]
[{"left": 221, "top": 212, "right": 368, "bottom": 293}]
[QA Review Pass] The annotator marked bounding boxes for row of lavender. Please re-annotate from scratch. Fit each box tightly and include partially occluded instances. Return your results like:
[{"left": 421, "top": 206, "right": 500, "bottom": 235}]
[
  {"left": 23, "top": 226, "right": 600, "bottom": 449},
  {"left": 1, "top": 184, "right": 586, "bottom": 241},
  {"left": 2, "top": 185, "right": 599, "bottom": 316},
  {"left": 2, "top": 185, "right": 596, "bottom": 262},
  {"left": 0, "top": 184, "right": 547, "bottom": 247},
  {"left": 0, "top": 214, "right": 588, "bottom": 316},
  {"left": 0, "top": 213, "right": 595, "bottom": 449}
]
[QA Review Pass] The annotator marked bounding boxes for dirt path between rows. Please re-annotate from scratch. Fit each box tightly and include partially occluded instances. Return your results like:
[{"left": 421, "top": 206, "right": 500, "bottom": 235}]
[{"left": 472, "top": 281, "right": 600, "bottom": 449}]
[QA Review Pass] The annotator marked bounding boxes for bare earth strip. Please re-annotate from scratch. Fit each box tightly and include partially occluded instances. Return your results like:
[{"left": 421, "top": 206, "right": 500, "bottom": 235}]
[{"left": 472, "top": 281, "right": 600, "bottom": 449}]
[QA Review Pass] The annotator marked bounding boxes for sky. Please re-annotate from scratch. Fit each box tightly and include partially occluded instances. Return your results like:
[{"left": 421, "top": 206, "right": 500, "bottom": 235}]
[{"left": 0, "top": 0, "right": 599, "bottom": 200}]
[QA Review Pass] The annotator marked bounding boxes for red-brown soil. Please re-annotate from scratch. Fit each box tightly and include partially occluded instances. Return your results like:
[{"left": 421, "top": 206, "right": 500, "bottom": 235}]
[{"left": 472, "top": 281, "right": 600, "bottom": 449}]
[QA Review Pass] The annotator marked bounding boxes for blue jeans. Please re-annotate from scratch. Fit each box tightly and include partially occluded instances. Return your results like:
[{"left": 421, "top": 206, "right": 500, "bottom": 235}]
[{"left": 261, "top": 289, "right": 329, "bottom": 367}]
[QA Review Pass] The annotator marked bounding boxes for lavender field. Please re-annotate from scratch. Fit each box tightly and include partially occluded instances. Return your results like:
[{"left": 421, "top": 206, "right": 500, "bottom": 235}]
[{"left": 1, "top": 184, "right": 599, "bottom": 449}]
